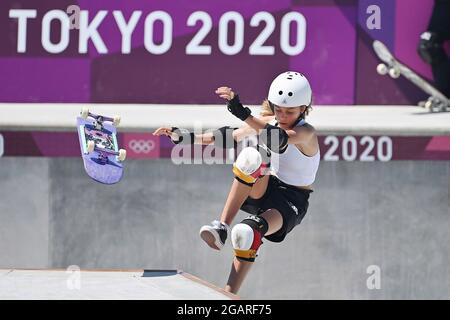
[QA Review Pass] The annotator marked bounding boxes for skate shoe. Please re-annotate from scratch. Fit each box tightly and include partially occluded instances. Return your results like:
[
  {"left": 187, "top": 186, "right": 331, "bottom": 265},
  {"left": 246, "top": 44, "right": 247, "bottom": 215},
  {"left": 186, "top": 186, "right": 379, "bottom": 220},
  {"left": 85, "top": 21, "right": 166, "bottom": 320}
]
[{"left": 199, "top": 220, "right": 230, "bottom": 250}]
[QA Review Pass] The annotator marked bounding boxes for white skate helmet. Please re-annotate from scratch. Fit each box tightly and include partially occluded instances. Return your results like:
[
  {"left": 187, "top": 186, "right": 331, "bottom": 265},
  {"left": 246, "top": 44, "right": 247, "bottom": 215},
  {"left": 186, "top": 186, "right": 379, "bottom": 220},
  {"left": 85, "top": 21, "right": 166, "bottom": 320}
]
[{"left": 268, "top": 71, "right": 312, "bottom": 108}]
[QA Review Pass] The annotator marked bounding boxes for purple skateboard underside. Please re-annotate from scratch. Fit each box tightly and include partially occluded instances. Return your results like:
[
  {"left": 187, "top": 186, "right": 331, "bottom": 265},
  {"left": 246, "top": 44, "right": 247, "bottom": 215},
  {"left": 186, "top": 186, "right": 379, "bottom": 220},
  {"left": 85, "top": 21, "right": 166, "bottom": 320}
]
[{"left": 77, "top": 117, "right": 123, "bottom": 184}]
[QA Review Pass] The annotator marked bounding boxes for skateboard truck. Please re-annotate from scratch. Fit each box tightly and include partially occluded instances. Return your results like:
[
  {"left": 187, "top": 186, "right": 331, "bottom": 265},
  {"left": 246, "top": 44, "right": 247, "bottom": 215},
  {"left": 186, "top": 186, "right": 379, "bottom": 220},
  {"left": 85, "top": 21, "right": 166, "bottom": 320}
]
[
  {"left": 87, "top": 140, "right": 127, "bottom": 162},
  {"left": 81, "top": 107, "right": 121, "bottom": 128}
]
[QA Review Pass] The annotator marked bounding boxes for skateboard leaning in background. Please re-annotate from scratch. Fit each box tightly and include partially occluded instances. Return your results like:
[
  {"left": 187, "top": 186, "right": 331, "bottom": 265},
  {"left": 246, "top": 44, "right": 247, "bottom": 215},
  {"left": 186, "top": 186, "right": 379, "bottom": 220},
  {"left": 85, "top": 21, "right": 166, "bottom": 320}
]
[
  {"left": 373, "top": 40, "right": 450, "bottom": 113},
  {"left": 76, "top": 107, "right": 126, "bottom": 184}
]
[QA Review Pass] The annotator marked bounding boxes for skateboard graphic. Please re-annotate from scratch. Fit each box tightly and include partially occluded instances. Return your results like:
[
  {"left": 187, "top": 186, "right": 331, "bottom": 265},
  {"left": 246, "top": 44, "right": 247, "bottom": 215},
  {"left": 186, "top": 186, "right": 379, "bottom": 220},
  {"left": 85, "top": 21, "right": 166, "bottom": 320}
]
[
  {"left": 373, "top": 40, "right": 450, "bottom": 113},
  {"left": 76, "top": 107, "right": 126, "bottom": 184}
]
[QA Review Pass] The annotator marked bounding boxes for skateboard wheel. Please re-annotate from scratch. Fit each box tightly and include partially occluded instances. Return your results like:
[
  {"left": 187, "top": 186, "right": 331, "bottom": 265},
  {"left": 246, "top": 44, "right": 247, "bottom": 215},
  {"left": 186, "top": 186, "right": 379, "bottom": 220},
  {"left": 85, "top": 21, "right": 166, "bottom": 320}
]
[
  {"left": 118, "top": 149, "right": 127, "bottom": 162},
  {"left": 424, "top": 100, "right": 433, "bottom": 111},
  {"left": 389, "top": 68, "right": 400, "bottom": 79},
  {"left": 81, "top": 107, "right": 89, "bottom": 119},
  {"left": 113, "top": 115, "right": 121, "bottom": 127},
  {"left": 87, "top": 140, "right": 95, "bottom": 153},
  {"left": 376, "top": 63, "right": 388, "bottom": 75}
]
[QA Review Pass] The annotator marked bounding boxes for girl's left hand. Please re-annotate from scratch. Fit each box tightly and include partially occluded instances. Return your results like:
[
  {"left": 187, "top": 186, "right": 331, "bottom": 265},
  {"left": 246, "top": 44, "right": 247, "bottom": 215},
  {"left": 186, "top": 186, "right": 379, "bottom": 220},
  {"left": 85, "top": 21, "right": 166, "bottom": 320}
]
[{"left": 152, "top": 127, "right": 174, "bottom": 137}]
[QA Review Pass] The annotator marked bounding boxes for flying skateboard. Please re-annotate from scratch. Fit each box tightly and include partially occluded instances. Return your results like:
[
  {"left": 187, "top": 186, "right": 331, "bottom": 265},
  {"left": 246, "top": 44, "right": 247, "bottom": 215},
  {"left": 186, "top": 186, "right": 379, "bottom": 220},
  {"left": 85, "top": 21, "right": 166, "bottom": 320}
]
[
  {"left": 76, "top": 107, "right": 126, "bottom": 184},
  {"left": 373, "top": 40, "right": 450, "bottom": 113}
]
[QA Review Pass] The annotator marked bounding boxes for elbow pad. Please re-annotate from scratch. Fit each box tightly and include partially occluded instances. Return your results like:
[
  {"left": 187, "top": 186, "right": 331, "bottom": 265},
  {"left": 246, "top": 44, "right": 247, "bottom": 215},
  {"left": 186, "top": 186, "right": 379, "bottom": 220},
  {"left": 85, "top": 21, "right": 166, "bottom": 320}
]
[
  {"left": 259, "top": 124, "right": 289, "bottom": 154},
  {"left": 212, "top": 126, "right": 237, "bottom": 149}
]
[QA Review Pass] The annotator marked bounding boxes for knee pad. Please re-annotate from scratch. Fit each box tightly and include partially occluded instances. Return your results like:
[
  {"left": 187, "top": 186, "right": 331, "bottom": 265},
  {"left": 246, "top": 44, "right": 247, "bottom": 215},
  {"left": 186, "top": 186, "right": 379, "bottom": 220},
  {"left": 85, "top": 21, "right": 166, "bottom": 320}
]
[
  {"left": 418, "top": 31, "right": 447, "bottom": 65},
  {"left": 231, "top": 215, "right": 269, "bottom": 262},
  {"left": 233, "top": 147, "right": 268, "bottom": 186}
]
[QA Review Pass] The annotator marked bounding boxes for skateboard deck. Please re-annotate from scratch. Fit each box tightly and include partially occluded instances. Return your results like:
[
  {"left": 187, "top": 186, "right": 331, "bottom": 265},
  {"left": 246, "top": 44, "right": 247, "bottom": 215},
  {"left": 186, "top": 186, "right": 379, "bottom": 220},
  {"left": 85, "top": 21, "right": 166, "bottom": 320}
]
[
  {"left": 76, "top": 109, "right": 125, "bottom": 184},
  {"left": 373, "top": 40, "right": 449, "bottom": 112}
]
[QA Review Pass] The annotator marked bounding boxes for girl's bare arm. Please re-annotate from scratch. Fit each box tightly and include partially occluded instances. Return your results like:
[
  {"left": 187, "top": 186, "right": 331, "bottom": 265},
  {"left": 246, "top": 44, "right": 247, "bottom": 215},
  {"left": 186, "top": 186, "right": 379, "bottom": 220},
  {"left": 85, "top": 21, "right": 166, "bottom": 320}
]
[{"left": 232, "top": 115, "right": 274, "bottom": 142}]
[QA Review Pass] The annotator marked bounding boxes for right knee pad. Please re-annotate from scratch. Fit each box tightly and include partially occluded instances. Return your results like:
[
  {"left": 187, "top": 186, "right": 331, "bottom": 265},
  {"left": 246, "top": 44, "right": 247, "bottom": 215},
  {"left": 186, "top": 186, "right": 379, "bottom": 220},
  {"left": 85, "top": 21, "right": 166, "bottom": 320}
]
[
  {"left": 233, "top": 147, "right": 268, "bottom": 186},
  {"left": 418, "top": 31, "right": 447, "bottom": 65},
  {"left": 231, "top": 215, "right": 269, "bottom": 262}
]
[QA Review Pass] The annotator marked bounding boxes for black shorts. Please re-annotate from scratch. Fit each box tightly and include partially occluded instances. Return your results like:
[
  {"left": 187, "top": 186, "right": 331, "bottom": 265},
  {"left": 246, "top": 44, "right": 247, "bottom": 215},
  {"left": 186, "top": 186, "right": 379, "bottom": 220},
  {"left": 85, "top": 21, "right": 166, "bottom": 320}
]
[{"left": 240, "top": 175, "right": 312, "bottom": 243}]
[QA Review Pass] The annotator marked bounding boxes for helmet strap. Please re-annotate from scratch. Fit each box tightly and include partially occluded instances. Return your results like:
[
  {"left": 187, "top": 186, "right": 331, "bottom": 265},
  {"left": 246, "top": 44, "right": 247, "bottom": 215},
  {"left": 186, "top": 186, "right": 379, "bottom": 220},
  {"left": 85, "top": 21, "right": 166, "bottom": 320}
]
[{"left": 269, "top": 101, "right": 275, "bottom": 113}]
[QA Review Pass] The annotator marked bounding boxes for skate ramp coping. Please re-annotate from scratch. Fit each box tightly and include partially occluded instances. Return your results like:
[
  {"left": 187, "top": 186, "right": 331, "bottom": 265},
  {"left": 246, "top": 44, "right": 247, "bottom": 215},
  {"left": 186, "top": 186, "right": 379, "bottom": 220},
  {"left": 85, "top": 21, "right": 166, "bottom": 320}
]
[
  {"left": 0, "top": 269, "right": 238, "bottom": 300},
  {"left": 1, "top": 103, "right": 450, "bottom": 135}
]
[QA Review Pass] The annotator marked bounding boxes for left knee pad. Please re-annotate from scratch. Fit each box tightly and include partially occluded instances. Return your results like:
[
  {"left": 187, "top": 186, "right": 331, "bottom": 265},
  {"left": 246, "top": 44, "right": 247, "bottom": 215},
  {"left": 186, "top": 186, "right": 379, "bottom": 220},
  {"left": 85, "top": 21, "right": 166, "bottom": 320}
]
[
  {"left": 233, "top": 147, "right": 264, "bottom": 186},
  {"left": 231, "top": 215, "right": 269, "bottom": 262}
]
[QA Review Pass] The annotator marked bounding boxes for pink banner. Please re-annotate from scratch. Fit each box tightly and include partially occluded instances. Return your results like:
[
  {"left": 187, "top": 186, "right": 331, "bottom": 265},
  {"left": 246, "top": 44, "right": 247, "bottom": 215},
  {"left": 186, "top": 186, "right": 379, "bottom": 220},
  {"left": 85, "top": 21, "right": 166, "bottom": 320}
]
[{"left": 1, "top": 131, "right": 450, "bottom": 161}]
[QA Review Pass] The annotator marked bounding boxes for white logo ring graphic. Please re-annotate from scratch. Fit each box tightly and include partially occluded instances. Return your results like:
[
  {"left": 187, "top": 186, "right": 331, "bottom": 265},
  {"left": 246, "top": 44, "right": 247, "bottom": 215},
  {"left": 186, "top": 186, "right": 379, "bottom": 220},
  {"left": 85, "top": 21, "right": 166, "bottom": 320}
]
[{"left": 128, "top": 139, "right": 155, "bottom": 154}]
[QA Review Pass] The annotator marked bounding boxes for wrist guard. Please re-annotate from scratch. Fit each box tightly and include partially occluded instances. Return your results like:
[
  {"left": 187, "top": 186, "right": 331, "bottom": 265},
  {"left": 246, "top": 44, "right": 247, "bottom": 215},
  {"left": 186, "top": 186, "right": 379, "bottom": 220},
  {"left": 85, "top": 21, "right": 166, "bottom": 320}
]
[
  {"left": 227, "top": 95, "right": 252, "bottom": 121},
  {"left": 170, "top": 127, "right": 195, "bottom": 145}
]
